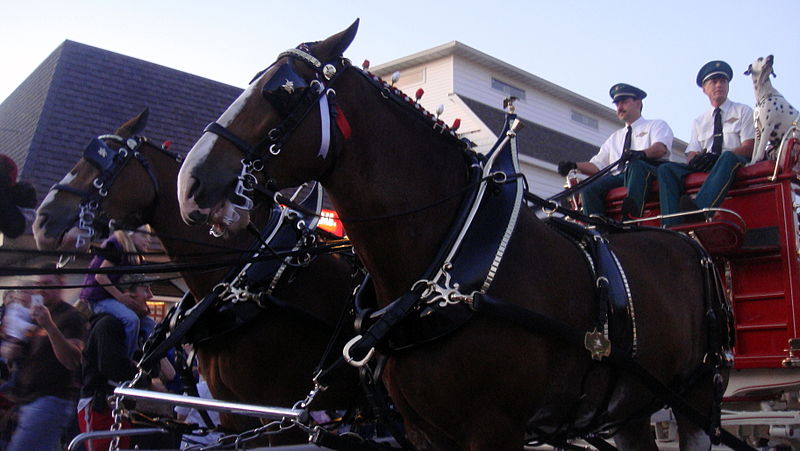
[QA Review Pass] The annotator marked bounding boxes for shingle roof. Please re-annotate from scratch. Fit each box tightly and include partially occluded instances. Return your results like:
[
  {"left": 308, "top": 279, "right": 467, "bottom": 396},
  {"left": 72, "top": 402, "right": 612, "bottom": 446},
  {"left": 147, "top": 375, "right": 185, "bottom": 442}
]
[
  {"left": 459, "top": 96, "right": 598, "bottom": 164},
  {"left": 0, "top": 40, "right": 243, "bottom": 200}
]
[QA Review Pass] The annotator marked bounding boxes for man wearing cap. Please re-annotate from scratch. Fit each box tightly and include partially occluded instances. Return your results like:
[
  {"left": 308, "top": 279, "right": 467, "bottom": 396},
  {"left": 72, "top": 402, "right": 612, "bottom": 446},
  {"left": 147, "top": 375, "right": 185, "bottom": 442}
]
[
  {"left": 558, "top": 84, "right": 673, "bottom": 218},
  {"left": 657, "top": 61, "right": 755, "bottom": 226}
]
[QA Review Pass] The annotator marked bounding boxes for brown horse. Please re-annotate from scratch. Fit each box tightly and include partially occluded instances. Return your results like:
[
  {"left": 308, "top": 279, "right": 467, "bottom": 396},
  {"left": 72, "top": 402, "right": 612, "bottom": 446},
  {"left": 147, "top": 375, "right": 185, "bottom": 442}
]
[
  {"left": 176, "top": 22, "right": 731, "bottom": 450},
  {"left": 33, "top": 111, "right": 359, "bottom": 443}
]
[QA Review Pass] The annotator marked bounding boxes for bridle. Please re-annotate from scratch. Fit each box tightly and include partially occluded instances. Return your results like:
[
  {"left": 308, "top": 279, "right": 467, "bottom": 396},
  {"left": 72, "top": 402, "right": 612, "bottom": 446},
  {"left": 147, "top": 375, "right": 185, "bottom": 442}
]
[
  {"left": 52, "top": 134, "right": 171, "bottom": 248},
  {"left": 202, "top": 43, "right": 468, "bottom": 217},
  {"left": 202, "top": 44, "right": 352, "bottom": 211}
]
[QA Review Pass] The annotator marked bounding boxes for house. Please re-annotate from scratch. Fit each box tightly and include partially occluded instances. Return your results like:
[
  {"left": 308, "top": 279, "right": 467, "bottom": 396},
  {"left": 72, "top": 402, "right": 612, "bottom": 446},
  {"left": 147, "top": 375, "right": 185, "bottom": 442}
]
[{"left": 371, "top": 41, "right": 687, "bottom": 197}]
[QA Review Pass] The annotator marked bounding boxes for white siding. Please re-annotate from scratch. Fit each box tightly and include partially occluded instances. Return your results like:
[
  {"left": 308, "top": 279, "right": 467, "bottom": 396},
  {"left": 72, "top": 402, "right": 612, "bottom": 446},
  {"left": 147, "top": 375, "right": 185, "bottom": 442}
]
[
  {"left": 393, "top": 58, "right": 498, "bottom": 153},
  {"left": 452, "top": 58, "right": 620, "bottom": 147}
]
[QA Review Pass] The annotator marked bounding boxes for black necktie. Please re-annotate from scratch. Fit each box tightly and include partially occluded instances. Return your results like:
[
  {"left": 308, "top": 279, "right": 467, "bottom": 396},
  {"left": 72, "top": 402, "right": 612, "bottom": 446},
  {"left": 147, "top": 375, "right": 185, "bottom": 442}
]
[
  {"left": 623, "top": 125, "right": 632, "bottom": 152},
  {"left": 711, "top": 107, "right": 723, "bottom": 154}
]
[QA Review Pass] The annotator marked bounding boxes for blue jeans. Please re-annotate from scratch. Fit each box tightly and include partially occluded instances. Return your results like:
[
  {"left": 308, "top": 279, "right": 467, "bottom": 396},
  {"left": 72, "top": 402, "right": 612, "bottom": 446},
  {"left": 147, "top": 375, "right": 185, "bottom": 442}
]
[
  {"left": 658, "top": 152, "right": 749, "bottom": 226},
  {"left": 6, "top": 395, "right": 75, "bottom": 451},
  {"left": 92, "top": 299, "right": 156, "bottom": 358},
  {"left": 580, "top": 160, "right": 660, "bottom": 217}
]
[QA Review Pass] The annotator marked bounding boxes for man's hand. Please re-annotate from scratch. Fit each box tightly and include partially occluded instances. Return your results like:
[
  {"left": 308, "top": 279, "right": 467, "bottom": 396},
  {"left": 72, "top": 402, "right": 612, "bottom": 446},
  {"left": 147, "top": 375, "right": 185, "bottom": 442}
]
[
  {"left": 557, "top": 161, "right": 578, "bottom": 176},
  {"left": 30, "top": 304, "right": 56, "bottom": 332},
  {"left": 622, "top": 150, "right": 646, "bottom": 162},
  {"left": 688, "top": 152, "right": 719, "bottom": 171}
]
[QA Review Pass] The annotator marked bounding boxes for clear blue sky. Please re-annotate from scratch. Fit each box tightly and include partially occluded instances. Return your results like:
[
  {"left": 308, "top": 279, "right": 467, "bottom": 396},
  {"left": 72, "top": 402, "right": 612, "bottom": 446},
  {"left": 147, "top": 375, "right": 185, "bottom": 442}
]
[{"left": 2, "top": 0, "right": 798, "bottom": 142}]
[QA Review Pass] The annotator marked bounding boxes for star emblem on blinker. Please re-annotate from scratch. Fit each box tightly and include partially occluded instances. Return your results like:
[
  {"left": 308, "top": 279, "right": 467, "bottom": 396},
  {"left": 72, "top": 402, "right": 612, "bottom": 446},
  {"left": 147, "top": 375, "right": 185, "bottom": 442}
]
[
  {"left": 282, "top": 80, "right": 295, "bottom": 94},
  {"left": 98, "top": 148, "right": 107, "bottom": 158}
]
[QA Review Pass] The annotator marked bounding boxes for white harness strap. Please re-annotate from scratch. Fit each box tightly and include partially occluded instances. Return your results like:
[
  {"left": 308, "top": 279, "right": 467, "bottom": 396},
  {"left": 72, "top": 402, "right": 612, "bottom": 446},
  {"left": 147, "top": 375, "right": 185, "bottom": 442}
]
[{"left": 318, "top": 90, "right": 331, "bottom": 159}]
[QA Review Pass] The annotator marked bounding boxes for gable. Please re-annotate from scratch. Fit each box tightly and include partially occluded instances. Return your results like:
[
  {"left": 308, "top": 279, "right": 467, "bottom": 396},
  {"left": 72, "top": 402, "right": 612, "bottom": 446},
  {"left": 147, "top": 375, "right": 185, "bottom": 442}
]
[{"left": 459, "top": 96, "right": 598, "bottom": 164}]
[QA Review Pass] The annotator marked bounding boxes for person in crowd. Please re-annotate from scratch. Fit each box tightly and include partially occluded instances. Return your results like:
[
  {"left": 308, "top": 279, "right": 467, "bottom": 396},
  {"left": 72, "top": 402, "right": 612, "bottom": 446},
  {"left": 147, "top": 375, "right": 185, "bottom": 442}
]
[
  {"left": 80, "top": 226, "right": 156, "bottom": 357},
  {"left": 0, "top": 154, "right": 37, "bottom": 239},
  {"left": 657, "top": 60, "right": 755, "bottom": 226},
  {"left": 1, "top": 272, "right": 87, "bottom": 451},
  {"left": 78, "top": 273, "right": 175, "bottom": 451},
  {"left": 558, "top": 84, "right": 674, "bottom": 218}
]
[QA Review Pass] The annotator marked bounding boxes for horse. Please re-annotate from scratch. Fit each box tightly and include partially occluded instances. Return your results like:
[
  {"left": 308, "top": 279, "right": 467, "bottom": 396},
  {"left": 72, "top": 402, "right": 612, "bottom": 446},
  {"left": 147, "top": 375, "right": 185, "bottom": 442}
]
[
  {"left": 176, "top": 22, "right": 733, "bottom": 450},
  {"left": 33, "top": 110, "right": 360, "bottom": 444}
]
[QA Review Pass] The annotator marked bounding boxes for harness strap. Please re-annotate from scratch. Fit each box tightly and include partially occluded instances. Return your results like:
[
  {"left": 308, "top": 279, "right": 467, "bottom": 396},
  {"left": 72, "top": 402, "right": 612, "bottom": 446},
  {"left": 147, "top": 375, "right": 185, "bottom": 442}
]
[
  {"left": 318, "top": 92, "right": 332, "bottom": 159},
  {"left": 470, "top": 293, "right": 754, "bottom": 451}
]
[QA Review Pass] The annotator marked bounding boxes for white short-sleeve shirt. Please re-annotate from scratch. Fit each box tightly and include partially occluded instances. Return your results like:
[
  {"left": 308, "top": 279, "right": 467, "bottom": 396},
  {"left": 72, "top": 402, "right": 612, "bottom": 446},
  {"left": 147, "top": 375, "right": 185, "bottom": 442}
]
[
  {"left": 685, "top": 99, "right": 755, "bottom": 155},
  {"left": 590, "top": 116, "right": 674, "bottom": 174}
]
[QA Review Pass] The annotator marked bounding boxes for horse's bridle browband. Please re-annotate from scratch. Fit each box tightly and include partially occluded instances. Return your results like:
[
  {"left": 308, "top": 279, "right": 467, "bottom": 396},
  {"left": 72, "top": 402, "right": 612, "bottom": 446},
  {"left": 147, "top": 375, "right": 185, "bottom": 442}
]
[{"left": 53, "top": 134, "right": 174, "bottom": 247}]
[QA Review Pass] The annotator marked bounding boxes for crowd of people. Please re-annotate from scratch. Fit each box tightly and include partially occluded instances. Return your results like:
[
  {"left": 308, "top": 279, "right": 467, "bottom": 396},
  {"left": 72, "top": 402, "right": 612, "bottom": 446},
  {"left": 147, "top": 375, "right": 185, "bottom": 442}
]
[
  {"left": 0, "top": 229, "right": 201, "bottom": 450},
  {"left": 558, "top": 59, "right": 757, "bottom": 224}
]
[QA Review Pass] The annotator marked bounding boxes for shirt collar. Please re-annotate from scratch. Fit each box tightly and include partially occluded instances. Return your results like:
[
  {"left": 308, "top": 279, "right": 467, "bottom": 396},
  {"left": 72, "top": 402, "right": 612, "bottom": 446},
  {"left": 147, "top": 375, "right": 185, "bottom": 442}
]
[
  {"left": 711, "top": 99, "right": 733, "bottom": 117},
  {"left": 627, "top": 116, "right": 646, "bottom": 129}
]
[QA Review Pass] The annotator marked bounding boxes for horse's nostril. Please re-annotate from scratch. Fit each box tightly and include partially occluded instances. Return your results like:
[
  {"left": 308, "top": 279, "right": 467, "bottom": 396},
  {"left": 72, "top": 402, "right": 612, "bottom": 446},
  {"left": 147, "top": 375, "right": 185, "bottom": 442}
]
[
  {"left": 188, "top": 210, "right": 208, "bottom": 225},
  {"left": 188, "top": 177, "right": 201, "bottom": 199}
]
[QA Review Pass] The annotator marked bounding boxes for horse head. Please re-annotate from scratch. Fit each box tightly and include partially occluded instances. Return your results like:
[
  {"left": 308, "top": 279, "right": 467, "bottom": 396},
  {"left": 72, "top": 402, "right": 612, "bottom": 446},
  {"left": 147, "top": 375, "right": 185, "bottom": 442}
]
[
  {"left": 178, "top": 20, "right": 359, "bottom": 233},
  {"left": 34, "top": 109, "right": 165, "bottom": 250}
]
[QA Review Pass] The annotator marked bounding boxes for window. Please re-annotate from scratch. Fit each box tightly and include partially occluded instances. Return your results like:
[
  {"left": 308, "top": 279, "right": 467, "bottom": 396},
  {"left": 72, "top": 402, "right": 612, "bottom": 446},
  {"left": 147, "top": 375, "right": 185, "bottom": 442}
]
[
  {"left": 491, "top": 78, "right": 525, "bottom": 100},
  {"left": 396, "top": 67, "right": 425, "bottom": 86},
  {"left": 571, "top": 110, "right": 598, "bottom": 130}
]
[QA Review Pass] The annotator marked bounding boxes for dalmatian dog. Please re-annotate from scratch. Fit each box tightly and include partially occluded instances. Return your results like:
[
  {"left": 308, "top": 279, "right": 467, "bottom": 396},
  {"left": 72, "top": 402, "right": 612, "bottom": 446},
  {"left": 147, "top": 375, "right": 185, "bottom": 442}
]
[{"left": 745, "top": 55, "right": 799, "bottom": 163}]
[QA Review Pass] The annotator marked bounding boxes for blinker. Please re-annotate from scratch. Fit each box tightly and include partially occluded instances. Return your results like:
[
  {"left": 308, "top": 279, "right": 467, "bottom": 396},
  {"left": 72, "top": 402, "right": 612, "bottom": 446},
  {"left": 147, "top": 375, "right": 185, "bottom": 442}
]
[
  {"left": 262, "top": 61, "right": 310, "bottom": 117},
  {"left": 83, "top": 138, "right": 119, "bottom": 172}
]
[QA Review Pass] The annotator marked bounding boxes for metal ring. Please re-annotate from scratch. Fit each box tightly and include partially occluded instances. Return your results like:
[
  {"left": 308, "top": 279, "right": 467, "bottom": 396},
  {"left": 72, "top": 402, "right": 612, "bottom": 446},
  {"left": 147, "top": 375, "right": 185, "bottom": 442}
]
[
  {"left": 118, "top": 148, "right": 128, "bottom": 158},
  {"left": 251, "top": 159, "right": 264, "bottom": 171},
  {"left": 270, "top": 144, "right": 281, "bottom": 156},
  {"left": 93, "top": 178, "right": 104, "bottom": 189},
  {"left": 309, "top": 79, "right": 323, "bottom": 94},
  {"left": 541, "top": 200, "right": 559, "bottom": 216},
  {"left": 268, "top": 128, "right": 282, "bottom": 142},
  {"left": 342, "top": 335, "right": 375, "bottom": 367},
  {"left": 491, "top": 171, "right": 508, "bottom": 184}
]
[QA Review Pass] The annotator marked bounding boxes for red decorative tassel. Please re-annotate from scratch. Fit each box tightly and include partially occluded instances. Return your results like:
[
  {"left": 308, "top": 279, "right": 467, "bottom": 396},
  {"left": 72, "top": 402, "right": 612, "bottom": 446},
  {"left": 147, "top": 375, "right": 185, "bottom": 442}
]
[
  {"left": 335, "top": 106, "right": 352, "bottom": 141},
  {"left": 451, "top": 119, "right": 461, "bottom": 131},
  {"left": 415, "top": 88, "right": 424, "bottom": 101},
  {"left": 362, "top": 59, "right": 370, "bottom": 70},
  {"left": 162, "top": 140, "right": 172, "bottom": 150}
]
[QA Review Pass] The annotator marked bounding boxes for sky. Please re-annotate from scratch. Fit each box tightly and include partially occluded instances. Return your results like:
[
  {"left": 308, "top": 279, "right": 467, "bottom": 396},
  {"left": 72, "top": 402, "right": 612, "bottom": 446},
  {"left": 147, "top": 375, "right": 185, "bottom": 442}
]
[{"left": 1, "top": 0, "right": 799, "bottom": 143}]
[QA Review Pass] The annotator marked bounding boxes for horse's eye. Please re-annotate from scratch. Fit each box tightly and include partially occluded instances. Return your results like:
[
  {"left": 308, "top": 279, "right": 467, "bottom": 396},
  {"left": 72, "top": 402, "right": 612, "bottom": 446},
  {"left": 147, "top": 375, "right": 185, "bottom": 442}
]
[{"left": 261, "top": 63, "right": 309, "bottom": 116}]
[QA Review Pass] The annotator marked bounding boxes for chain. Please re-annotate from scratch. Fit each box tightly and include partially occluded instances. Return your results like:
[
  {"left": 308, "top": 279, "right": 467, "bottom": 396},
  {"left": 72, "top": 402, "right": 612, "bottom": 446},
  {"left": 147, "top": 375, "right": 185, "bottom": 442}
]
[{"left": 109, "top": 393, "right": 126, "bottom": 450}]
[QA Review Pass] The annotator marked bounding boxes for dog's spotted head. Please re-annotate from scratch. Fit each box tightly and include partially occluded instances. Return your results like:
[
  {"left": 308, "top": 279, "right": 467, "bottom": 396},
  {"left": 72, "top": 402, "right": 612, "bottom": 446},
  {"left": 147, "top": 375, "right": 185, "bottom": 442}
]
[{"left": 745, "top": 55, "right": 776, "bottom": 80}]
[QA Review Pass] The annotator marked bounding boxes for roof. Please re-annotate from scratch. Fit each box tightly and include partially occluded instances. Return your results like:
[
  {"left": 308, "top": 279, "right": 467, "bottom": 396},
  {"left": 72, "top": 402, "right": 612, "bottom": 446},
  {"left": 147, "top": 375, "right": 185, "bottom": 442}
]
[
  {"left": 459, "top": 96, "right": 597, "bottom": 164},
  {"left": 0, "top": 40, "right": 243, "bottom": 200},
  {"left": 372, "top": 41, "right": 621, "bottom": 124}
]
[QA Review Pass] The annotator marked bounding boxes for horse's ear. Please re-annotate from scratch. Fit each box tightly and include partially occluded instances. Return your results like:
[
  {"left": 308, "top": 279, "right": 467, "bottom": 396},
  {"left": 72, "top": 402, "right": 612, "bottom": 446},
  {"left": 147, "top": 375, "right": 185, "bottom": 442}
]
[
  {"left": 744, "top": 65, "right": 752, "bottom": 76},
  {"left": 316, "top": 19, "right": 359, "bottom": 60},
  {"left": 116, "top": 108, "right": 150, "bottom": 137}
]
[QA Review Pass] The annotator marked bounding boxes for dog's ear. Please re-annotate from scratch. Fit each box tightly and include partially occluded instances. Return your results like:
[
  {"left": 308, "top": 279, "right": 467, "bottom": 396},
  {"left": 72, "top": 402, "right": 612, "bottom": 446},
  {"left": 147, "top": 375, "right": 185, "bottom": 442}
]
[{"left": 744, "top": 64, "right": 752, "bottom": 76}]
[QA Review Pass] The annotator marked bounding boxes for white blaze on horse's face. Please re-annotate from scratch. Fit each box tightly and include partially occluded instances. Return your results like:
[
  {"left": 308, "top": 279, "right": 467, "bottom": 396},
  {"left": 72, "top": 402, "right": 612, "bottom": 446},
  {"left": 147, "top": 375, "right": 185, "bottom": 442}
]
[
  {"left": 32, "top": 171, "right": 79, "bottom": 249},
  {"left": 38, "top": 171, "right": 76, "bottom": 211},
  {"left": 178, "top": 74, "right": 265, "bottom": 228}
]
